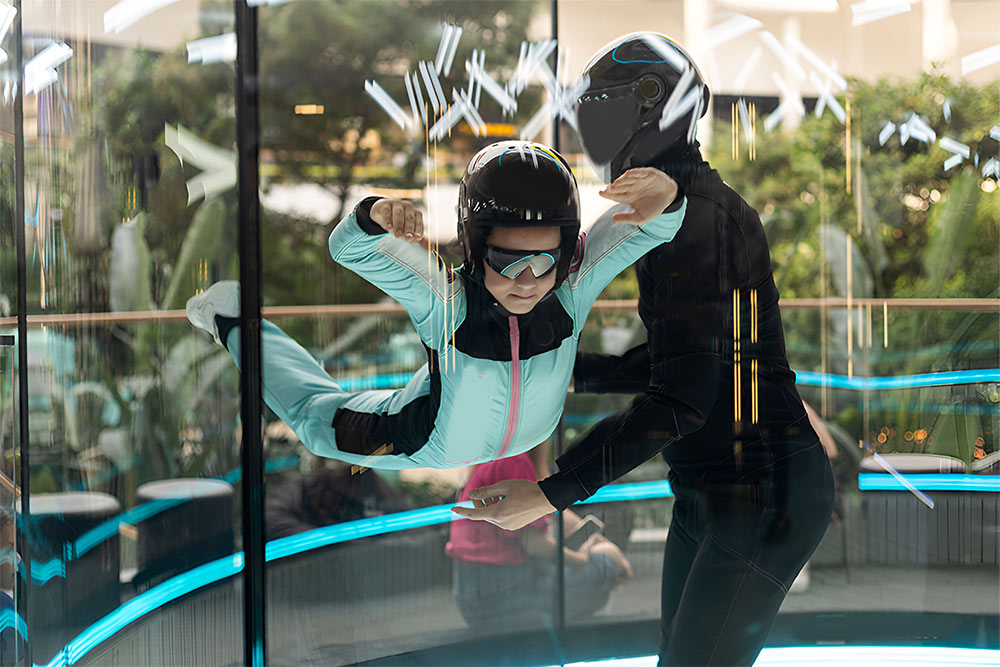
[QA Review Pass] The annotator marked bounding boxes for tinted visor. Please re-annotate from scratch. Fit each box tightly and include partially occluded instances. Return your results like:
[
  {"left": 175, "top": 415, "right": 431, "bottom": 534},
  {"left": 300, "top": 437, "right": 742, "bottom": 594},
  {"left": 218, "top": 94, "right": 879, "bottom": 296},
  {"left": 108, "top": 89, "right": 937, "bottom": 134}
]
[
  {"left": 485, "top": 246, "right": 561, "bottom": 279},
  {"left": 576, "top": 82, "right": 644, "bottom": 168}
]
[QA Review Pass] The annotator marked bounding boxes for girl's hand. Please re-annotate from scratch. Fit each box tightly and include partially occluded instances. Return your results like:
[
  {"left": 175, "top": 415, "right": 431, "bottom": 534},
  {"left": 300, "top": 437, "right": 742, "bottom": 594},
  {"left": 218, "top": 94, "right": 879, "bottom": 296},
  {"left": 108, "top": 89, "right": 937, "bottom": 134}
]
[
  {"left": 370, "top": 198, "right": 424, "bottom": 242},
  {"left": 598, "top": 167, "right": 679, "bottom": 225}
]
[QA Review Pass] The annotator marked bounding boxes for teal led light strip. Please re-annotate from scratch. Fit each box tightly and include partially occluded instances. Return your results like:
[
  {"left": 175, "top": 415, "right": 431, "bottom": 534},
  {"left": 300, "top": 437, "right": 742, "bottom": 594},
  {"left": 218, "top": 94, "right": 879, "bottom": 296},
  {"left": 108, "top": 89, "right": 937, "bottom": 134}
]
[
  {"left": 41, "top": 554, "right": 245, "bottom": 667},
  {"left": 859, "top": 473, "right": 1000, "bottom": 492},
  {"left": 580, "top": 480, "right": 673, "bottom": 503},
  {"left": 329, "top": 369, "right": 1000, "bottom": 393},
  {"left": 794, "top": 369, "right": 1000, "bottom": 390},
  {"left": 45, "top": 473, "right": 998, "bottom": 665},
  {"left": 0, "top": 607, "right": 28, "bottom": 640},
  {"left": 542, "top": 645, "right": 1000, "bottom": 666}
]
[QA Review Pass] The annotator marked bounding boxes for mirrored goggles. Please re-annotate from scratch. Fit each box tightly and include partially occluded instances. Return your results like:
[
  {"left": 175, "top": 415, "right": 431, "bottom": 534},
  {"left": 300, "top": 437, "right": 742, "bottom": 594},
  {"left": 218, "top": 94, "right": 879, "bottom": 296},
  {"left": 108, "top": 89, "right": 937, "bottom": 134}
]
[{"left": 484, "top": 245, "right": 561, "bottom": 279}]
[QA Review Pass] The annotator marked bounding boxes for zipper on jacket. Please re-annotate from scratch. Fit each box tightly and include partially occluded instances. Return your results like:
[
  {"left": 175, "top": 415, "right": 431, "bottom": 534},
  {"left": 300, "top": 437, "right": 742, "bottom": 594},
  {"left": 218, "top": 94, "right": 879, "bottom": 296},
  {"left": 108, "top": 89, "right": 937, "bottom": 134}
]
[{"left": 497, "top": 315, "right": 521, "bottom": 457}]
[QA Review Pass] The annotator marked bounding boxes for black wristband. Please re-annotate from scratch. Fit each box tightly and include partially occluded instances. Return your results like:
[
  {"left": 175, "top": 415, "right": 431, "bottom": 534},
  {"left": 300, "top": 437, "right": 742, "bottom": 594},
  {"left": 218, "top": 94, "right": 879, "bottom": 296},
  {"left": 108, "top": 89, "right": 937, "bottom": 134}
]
[
  {"left": 354, "top": 196, "right": 388, "bottom": 235},
  {"left": 664, "top": 184, "right": 685, "bottom": 213},
  {"left": 215, "top": 315, "right": 239, "bottom": 350}
]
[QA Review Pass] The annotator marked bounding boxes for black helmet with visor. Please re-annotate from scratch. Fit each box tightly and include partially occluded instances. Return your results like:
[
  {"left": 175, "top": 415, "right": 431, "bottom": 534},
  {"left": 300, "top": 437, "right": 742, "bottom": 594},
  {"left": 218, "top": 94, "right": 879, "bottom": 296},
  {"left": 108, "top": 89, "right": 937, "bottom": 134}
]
[
  {"left": 576, "top": 32, "right": 710, "bottom": 182},
  {"left": 458, "top": 141, "right": 581, "bottom": 287}
]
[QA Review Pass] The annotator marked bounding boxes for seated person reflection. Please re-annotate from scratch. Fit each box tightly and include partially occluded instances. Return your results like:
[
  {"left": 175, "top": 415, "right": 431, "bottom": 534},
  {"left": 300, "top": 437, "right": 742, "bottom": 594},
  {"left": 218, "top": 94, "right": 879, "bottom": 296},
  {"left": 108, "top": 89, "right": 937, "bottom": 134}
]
[
  {"left": 265, "top": 462, "right": 412, "bottom": 540},
  {"left": 186, "top": 141, "right": 685, "bottom": 471},
  {"left": 447, "top": 439, "right": 631, "bottom": 630}
]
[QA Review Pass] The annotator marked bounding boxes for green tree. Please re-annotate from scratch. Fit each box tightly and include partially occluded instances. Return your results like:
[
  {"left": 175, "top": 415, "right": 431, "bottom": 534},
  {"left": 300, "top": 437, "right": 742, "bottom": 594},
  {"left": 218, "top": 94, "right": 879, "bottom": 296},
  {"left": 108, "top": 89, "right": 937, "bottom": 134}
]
[{"left": 707, "top": 73, "right": 999, "bottom": 463}]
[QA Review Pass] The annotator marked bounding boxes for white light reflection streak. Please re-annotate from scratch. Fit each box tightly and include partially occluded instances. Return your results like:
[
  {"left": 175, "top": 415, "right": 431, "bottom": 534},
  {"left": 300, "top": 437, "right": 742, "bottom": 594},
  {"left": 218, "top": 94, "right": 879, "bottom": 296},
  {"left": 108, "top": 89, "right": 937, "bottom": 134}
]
[
  {"left": 878, "top": 121, "right": 895, "bottom": 146},
  {"left": 864, "top": 443, "right": 936, "bottom": 509},
  {"left": 434, "top": 24, "right": 455, "bottom": 74},
  {"left": 961, "top": 43, "right": 1000, "bottom": 75},
  {"left": 452, "top": 88, "right": 486, "bottom": 136},
  {"left": 0, "top": 3, "right": 15, "bottom": 66},
  {"left": 24, "top": 42, "right": 73, "bottom": 96},
  {"left": 104, "top": 0, "right": 180, "bottom": 35},
  {"left": 442, "top": 26, "right": 463, "bottom": 78},
  {"left": 850, "top": 1, "right": 912, "bottom": 27},
  {"left": 364, "top": 80, "right": 411, "bottom": 131},
  {"left": 465, "top": 53, "right": 517, "bottom": 113},
  {"left": 809, "top": 71, "right": 846, "bottom": 124},
  {"left": 658, "top": 65, "right": 696, "bottom": 131},
  {"left": 788, "top": 34, "right": 847, "bottom": 90},
  {"left": 640, "top": 34, "right": 687, "bottom": 73},
  {"left": 186, "top": 33, "right": 236, "bottom": 65},
  {"left": 404, "top": 71, "right": 423, "bottom": 128},
  {"left": 983, "top": 158, "right": 1000, "bottom": 180},
  {"left": 163, "top": 124, "right": 237, "bottom": 204},
  {"left": 417, "top": 61, "right": 441, "bottom": 115},
  {"left": 938, "top": 137, "right": 970, "bottom": 159},
  {"left": 732, "top": 46, "right": 762, "bottom": 91},
  {"left": 704, "top": 14, "right": 762, "bottom": 50},
  {"left": 757, "top": 31, "right": 806, "bottom": 81}
]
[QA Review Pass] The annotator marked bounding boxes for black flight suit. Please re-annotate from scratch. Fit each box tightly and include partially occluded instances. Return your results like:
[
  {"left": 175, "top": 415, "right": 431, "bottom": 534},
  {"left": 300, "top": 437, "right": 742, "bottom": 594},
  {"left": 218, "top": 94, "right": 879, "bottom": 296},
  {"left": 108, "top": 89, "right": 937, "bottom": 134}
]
[{"left": 539, "top": 146, "right": 836, "bottom": 667}]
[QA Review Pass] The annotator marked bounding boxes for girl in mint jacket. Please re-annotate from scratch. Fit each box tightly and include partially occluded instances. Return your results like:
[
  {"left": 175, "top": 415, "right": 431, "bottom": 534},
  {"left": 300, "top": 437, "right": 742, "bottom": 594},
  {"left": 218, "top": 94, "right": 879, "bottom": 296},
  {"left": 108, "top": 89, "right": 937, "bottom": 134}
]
[{"left": 186, "top": 141, "right": 685, "bottom": 470}]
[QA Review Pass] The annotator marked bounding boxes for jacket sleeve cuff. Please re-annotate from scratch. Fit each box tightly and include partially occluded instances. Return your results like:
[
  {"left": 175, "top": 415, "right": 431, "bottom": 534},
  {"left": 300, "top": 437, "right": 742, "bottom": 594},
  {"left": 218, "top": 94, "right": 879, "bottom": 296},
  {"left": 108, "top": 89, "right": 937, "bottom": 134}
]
[
  {"left": 354, "top": 196, "right": 387, "bottom": 235},
  {"left": 664, "top": 184, "right": 685, "bottom": 213},
  {"left": 538, "top": 469, "right": 591, "bottom": 512},
  {"left": 639, "top": 196, "right": 687, "bottom": 241}
]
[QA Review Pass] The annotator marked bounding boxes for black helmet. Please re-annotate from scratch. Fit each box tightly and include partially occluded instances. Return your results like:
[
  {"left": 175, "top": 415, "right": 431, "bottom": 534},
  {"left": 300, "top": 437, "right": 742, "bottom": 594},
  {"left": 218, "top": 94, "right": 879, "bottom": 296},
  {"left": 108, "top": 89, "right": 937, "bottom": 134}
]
[
  {"left": 576, "top": 32, "right": 711, "bottom": 182},
  {"left": 458, "top": 141, "right": 581, "bottom": 287}
]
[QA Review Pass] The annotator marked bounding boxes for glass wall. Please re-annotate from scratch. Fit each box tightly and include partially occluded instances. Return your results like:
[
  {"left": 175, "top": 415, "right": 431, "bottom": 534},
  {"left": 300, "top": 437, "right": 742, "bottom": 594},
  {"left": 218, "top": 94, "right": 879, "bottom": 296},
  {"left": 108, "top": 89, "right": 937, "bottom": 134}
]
[
  {"left": 3, "top": 1, "right": 245, "bottom": 664},
  {"left": 1, "top": 1, "right": 998, "bottom": 666}
]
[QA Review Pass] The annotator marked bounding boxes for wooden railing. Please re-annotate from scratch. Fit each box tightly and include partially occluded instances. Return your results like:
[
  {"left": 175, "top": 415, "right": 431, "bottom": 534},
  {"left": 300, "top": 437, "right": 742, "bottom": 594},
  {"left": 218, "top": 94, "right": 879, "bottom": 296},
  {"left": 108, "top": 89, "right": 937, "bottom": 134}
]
[{"left": 0, "top": 298, "right": 997, "bottom": 329}]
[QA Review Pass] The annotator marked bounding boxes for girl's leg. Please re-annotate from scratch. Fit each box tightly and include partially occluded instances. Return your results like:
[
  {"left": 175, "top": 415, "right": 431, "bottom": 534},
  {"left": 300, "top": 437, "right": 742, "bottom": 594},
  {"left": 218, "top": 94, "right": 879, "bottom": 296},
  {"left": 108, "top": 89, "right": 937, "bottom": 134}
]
[{"left": 225, "top": 320, "right": 414, "bottom": 469}]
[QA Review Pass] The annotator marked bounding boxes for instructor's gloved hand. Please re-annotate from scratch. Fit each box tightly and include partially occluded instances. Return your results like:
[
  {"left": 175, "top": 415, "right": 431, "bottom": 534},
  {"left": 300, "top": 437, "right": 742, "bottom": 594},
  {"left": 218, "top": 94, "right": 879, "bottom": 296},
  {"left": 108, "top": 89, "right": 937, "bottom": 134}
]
[{"left": 451, "top": 478, "right": 556, "bottom": 531}]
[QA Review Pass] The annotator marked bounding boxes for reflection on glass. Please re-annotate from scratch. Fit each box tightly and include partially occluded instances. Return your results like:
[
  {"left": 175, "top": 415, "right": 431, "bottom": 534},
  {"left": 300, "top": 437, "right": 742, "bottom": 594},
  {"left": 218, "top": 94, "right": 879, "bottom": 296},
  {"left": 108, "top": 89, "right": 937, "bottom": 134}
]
[
  {"left": 0, "top": 1, "right": 996, "bottom": 666},
  {"left": 8, "top": 1, "right": 244, "bottom": 664},
  {"left": 448, "top": 440, "right": 630, "bottom": 632}
]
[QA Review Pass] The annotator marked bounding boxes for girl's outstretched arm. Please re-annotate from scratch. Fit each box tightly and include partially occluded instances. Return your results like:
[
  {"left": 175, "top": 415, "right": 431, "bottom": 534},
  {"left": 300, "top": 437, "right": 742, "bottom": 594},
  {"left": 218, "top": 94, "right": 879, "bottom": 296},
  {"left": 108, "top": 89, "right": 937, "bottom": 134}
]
[{"left": 329, "top": 197, "right": 464, "bottom": 350}]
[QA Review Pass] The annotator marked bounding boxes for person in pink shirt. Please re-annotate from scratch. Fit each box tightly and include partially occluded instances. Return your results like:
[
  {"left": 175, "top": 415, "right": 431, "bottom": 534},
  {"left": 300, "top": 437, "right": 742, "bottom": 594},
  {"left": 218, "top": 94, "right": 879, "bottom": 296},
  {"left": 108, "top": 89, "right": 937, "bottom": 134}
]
[{"left": 447, "top": 441, "right": 632, "bottom": 630}]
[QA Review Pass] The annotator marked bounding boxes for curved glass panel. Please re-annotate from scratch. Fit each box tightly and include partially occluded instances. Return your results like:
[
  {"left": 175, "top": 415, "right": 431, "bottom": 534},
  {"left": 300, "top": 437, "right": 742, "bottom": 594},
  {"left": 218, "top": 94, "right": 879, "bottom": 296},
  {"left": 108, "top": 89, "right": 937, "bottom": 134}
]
[
  {"left": 4, "top": 2, "right": 245, "bottom": 665},
  {"left": 0, "top": 1, "right": 997, "bottom": 666}
]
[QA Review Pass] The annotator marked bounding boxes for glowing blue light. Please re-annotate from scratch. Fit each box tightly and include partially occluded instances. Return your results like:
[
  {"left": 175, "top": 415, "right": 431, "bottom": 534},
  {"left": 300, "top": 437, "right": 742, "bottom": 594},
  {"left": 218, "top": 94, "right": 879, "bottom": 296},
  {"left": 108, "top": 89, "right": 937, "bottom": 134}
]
[
  {"left": 334, "top": 372, "right": 416, "bottom": 392},
  {"left": 0, "top": 607, "right": 28, "bottom": 640},
  {"left": 581, "top": 480, "right": 674, "bottom": 503},
  {"left": 265, "top": 505, "right": 458, "bottom": 561},
  {"left": 325, "top": 368, "right": 1000, "bottom": 394},
  {"left": 54, "top": 554, "right": 244, "bottom": 666},
  {"left": 795, "top": 369, "right": 1000, "bottom": 390},
  {"left": 45, "top": 475, "right": 998, "bottom": 664},
  {"left": 541, "top": 645, "right": 1000, "bottom": 666},
  {"left": 859, "top": 474, "right": 1000, "bottom": 493},
  {"left": 73, "top": 456, "right": 299, "bottom": 560},
  {"left": 22, "top": 556, "right": 65, "bottom": 584},
  {"left": 74, "top": 498, "right": 185, "bottom": 558}
]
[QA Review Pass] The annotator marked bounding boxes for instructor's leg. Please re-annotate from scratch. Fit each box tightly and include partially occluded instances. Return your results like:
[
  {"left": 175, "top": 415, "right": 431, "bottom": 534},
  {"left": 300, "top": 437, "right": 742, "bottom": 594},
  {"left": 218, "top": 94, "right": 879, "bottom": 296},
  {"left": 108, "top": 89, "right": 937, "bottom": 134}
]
[
  {"left": 659, "top": 473, "right": 701, "bottom": 655},
  {"left": 659, "top": 443, "right": 834, "bottom": 666}
]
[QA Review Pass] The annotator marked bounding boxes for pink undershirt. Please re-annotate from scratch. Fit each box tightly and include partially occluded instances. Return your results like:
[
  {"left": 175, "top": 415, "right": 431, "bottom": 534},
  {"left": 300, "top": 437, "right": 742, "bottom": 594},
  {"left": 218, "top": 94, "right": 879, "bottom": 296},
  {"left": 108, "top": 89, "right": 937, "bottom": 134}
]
[{"left": 446, "top": 454, "right": 548, "bottom": 566}]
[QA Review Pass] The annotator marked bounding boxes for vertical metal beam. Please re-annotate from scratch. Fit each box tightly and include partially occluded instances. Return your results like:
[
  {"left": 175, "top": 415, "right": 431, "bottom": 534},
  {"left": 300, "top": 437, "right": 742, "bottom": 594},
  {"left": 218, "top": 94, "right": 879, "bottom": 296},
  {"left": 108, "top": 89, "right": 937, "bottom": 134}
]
[
  {"left": 12, "top": 1, "right": 32, "bottom": 664},
  {"left": 550, "top": 0, "right": 566, "bottom": 633},
  {"left": 234, "top": 2, "right": 266, "bottom": 665}
]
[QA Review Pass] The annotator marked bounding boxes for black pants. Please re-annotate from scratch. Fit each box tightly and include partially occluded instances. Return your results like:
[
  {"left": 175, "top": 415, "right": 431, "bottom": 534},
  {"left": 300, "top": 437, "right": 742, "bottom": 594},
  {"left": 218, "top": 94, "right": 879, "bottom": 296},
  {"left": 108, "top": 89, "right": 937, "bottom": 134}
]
[{"left": 658, "top": 415, "right": 835, "bottom": 666}]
